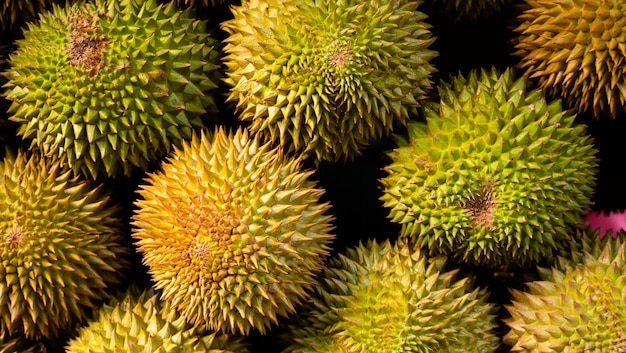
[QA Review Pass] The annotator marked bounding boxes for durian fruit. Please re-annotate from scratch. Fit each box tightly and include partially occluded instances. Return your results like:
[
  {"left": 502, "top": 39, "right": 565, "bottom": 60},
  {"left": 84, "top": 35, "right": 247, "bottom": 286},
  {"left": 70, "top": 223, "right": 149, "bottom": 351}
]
[
  {"left": 221, "top": 0, "right": 437, "bottom": 164},
  {"left": 504, "top": 229, "right": 626, "bottom": 352},
  {"left": 380, "top": 68, "right": 598, "bottom": 269},
  {"left": 0, "top": 149, "right": 131, "bottom": 339},
  {"left": 2, "top": 0, "right": 221, "bottom": 178},
  {"left": 132, "top": 127, "right": 335, "bottom": 335},
  {"left": 0, "top": 0, "right": 49, "bottom": 30},
  {"left": 0, "top": 334, "right": 46, "bottom": 353},
  {"left": 284, "top": 239, "right": 500, "bottom": 353},
  {"left": 432, "top": 0, "right": 509, "bottom": 21},
  {"left": 65, "top": 286, "right": 249, "bottom": 353},
  {"left": 513, "top": 0, "right": 626, "bottom": 117}
]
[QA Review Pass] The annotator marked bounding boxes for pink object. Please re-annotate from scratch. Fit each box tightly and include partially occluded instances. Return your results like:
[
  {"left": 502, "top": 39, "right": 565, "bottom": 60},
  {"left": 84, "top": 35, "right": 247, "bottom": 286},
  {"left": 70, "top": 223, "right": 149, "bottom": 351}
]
[{"left": 586, "top": 209, "right": 626, "bottom": 238}]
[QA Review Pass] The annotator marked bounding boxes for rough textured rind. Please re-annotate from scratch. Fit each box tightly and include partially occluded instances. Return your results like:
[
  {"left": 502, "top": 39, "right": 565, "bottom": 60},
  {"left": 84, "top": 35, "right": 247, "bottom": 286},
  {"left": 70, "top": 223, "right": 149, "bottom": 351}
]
[
  {"left": 2, "top": 0, "right": 221, "bottom": 178},
  {"left": 0, "top": 0, "right": 49, "bottom": 30},
  {"left": 65, "top": 286, "right": 249, "bottom": 353},
  {"left": 284, "top": 239, "right": 500, "bottom": 353},
  {"left": 380, "top": 68, "right": 598, "bottom": 268},
  {"left": 505, "top": 229, "right": 626, "bottom": 352},
  {"left": 132, "top": 127, "right": 335, "bottom": 335},
  {"left": 0, "top": 150, "right": 131, "bottom": 339},
  {"left": 513, "top": 0, "right": 626, "bottom": 117},
  {"left": 221, "top": 0, "right": 437, "bottom": 163}
]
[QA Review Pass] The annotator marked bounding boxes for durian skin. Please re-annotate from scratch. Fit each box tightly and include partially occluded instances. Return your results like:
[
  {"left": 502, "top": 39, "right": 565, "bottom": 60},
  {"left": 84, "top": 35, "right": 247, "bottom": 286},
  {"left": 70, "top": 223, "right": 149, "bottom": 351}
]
[
  {"left": 284, "top": 239, "right": 500, "bottom": 353},
  {"left": 504, "top": 229, "right": 626, "bottom": 352},
  {"left": 513, "top": 0, "right": 626, "bottom": 117},
  {"left": 132, "top": 127, "right": 335, "bottom": 335},
  {"left": 0, "top": 150, "right": 131, "bottom": 339},
  {"left": 65, "top": 286, "right": 249, "bottom": 353},
  {"left": 222, "top": 0, "right": 437, "bottom": 163},
  {"left": 380, "top": 68, "right": 598, "bottom": 269},
  {"left": 2, "top": 0, "right": 221, "bottom": 178}
]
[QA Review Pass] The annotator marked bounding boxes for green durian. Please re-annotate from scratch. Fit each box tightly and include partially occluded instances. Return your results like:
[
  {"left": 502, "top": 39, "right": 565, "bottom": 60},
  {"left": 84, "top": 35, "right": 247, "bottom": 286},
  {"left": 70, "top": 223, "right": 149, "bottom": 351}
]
[
  {"left": 65, "top": 286, "right": 249, "bottom": 353},
  {"left": 132, "top": 127, "right": 335, "bottom": 335},
  {"left": 0, "top": 0, "right": 49, "bottom": 30},
  {"left": 2, "top": 0, "right": 221, "bottom": 178},
  {"left": 432, "top": 0, "right": 510, "bottom": 21},
  {"left": 0, "top": 334, "right": 46, "bottom": 353},
  {"left": 553, "top": 227, "right": 621, "bottom": 266},
  {"left": 0, "top": 150, "right": 131, "bottom": 338},
  {"left": 284, "top": 239, "right": 500, "bottom": 353},
  {"left": 504, "top": 229, "right": 626, "bottom": 352},
  {"left": 380, "top": 68, "right": 598, "bottom": 268},
  {"left": 513, "top": 0, "right": 626, "bottom": 117},
  {"left": 221, "top": 0, "right": 437, "bottom": 163}
]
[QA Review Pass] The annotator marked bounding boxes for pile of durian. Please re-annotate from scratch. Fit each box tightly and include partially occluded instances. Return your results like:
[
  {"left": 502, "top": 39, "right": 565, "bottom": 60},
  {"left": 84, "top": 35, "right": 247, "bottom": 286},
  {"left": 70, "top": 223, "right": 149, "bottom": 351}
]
[{"left": 1, "top": 0, "right": 625, "bottom": 352}]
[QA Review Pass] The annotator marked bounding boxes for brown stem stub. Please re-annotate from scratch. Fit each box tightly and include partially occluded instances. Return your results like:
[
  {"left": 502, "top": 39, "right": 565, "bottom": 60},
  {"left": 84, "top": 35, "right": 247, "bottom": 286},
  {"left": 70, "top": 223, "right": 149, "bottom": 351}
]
[
  {"left": 5, "top": 226, "right": 27, "bottom": 246},
  {"left": 330, "top": 48, "right": 353, "bottom": 68},
  {"left": 463, "top": 180, "right": 496, "bottom": 229},
  {"left": 68, "top": 13, "right": 108, "bottom": 76}
]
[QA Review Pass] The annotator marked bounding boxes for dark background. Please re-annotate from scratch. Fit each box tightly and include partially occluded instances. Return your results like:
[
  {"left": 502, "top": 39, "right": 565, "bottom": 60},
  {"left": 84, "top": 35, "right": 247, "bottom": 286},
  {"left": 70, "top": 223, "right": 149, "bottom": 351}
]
[{"left": 1, "top": 0, "right": 625, "bottom": 351}]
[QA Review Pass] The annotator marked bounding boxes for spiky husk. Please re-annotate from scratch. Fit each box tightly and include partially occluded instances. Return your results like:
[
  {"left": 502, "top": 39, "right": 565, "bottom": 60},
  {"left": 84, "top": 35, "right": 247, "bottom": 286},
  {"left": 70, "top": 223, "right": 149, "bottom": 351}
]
[
  {"left": 513, "top": 0, "right": 626, "bottom": 117},
  {"left": 284, "top": 239, "right": 500, "bottom": 353},
  {"left": 65, "top": 286, "right": 249, "bottom": 353},
  {"left": 222, "top": 0, "right": 437, "bottom": 163},
  {"left": 380, "top": 68, "right": 598, "bottom": 269},
  {"left": 504, "top": 229, "right": 626, "bottom": 352},
  {"left": 2, "top": 0, "right": 221, "bottom": 178},
  {"left": 0, "top": 334, "right": 46, "bottom": 353},
  {"left": 0, "top": 0, "right": 49, "bottom": 30},
  {"left": 132, "top": 127, "right": 335, "bottom": 335},
  {"left": 433, "top": 0, "right": 509, "bottom": 21},
  {"left": 0, "top": 150, "right": 131, "bottom": 338}
]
